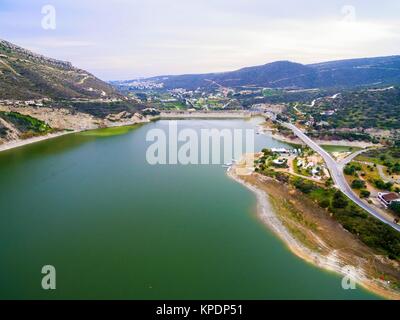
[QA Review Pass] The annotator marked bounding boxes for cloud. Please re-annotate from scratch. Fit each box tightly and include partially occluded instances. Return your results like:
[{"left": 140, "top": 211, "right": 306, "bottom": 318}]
[
  {"left": 1, "top": 0, "right": 399, "bottom": 80},
  {"left": 15, "top": 38, "right": 96, "bottom": 49},
  {"left": 81, "top": 17, "right": 400, "bottom": 79}
]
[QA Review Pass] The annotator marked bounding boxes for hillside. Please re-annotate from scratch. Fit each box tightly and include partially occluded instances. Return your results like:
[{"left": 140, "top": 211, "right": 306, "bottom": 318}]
[
  {"left": 0, "top": 110, "right": 53, "bottom": 142},
  {"left": 312, "top": 87, "right": 400, "bottom": 130},
  {"left": 117, "top": 56, "right": 400, "bottom": 90},
  {"left": 279, "top": 86, "right": 400, "bottom": 144},
  {"left": 297, "top": 86, "right": 400, "bottom": 130},
  {"left": 0, "top": 39, "right": 119, "bottom": 100},
  {"left": 0, "top": 39, "right": 149, "bottom": 146}
]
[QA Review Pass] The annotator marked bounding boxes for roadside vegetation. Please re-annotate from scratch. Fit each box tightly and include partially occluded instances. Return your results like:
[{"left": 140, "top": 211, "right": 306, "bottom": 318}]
[
  {"left": 300, "top": 181, "right": 400, "bottom": 260},
  {"left": 255, "top": 149, "right": 400, "bottom": 260},
  {"left": 390, "top": 202, "right": 400, "bottom": 217},
  {"left": 289, "top": 172, "right": 400, "bottom": 259}
]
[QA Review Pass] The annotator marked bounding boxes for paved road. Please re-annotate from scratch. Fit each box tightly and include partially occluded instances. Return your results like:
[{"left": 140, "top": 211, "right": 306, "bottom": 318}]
[
  {"left": 283, "top": 122, "right": 400, "bottom": 232},
  {"left": 377, "top": 164, "right": 400, "bottom": 184},
  {"left": 339, "top": 148, "right": 370, "bottom": 166}
]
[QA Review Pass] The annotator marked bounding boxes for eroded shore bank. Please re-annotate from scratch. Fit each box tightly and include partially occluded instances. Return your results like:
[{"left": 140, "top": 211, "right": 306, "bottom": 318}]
[
  {"left": 0, "top": 117, "right": 152, "bottom": 153},
  {"left": 0, "top": 130, "right": 77, "bottom": 153},
  {"left": 228, "top": 169, "right": 400, "bottom": 300}
]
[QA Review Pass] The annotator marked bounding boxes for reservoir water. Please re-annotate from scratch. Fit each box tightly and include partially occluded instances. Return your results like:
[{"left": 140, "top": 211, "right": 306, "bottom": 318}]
[{"left": 0, "top": 118, "right": 378, "bottom": 299}]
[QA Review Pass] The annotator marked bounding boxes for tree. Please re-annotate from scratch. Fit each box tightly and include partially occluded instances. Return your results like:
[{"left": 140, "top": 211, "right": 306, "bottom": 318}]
[
  {"left": 293, "top": 178, "right": 315, "bottom": 194},
  {"left": 351, "top": 179, "right": 366, "bottom": 189},
  {"left": 374, "top": 179, "right": 393, "bottom": 191},
  {"left": 325, "top": 178, "right": 333, "bottom": 187},
  {"left": 344, "top": 165, "right": 356, "bottom": 176},
  {"left": 390, "top": 202, "right": 400, "bottom": 216},
  {"left": 320, "top": 199, "right": 331, "bottom": 208},
  {"left": 360, "top": 189, "right": 371, "bottom": 198},
  {"left": 332, "top": 191, "right": 349, "bottom": 209},
  {"left": 344, "top": 164, "right": 361, "bottom": 176}
]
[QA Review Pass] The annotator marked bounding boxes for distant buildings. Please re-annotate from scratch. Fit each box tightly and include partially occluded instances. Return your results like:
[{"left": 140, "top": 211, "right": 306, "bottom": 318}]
[
  {"left": 0, "top": 98, "right": 51, "bottom": 108},
  {"left": 320, "top": 110, "right": 336, "bottom": 116},
  {"left": 272, "top": 159, "right": 286, "bottom": 165},
  {"left": 117, "top": 80, "right": 164, "bottom": 90}
]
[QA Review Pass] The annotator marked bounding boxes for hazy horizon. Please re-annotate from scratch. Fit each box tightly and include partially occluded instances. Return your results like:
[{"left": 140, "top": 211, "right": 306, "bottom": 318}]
[{"left": 1, "top": 0, "right": 400, "bottom": 80}]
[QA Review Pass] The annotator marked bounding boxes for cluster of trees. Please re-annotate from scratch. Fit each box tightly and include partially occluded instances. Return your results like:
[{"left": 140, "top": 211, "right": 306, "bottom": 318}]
[
  {"left": 308, "top": 130, "right": 376, "bottom": 143},
  {"left": 345, "top": 163, "right": 394, "bottom": 194},
  {"left": 292, "top": 178, "right": 317, "bottom": 194},
  {"left": 344, "top": 163, "right": 362, "bottom": 176},
  {"left": 351, "top": 179, "right": 366, "bottom": 189},
  {"left": 241, "top": 89, "right": 328, "bottom": 106},
  {"left": 384, "top": 161, "right": 400, "bottom": 175},
  {"left": 360, "top": 148, "right": 400, "bottom": 178},
  {"left": 360, "top": 190, "right": 371, "bottom": 198},
  {"left": 373, "top": 179, "right": 394, "bottom": 191},
  {"left": 350, "top": 179, "right": 371, "bottom": 198},
  {"left": 390, "top": 202, "right": 400, "bottom": 216}
]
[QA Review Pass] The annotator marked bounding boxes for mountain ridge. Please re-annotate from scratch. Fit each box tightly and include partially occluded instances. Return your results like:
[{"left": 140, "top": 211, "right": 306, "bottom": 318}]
[{"left": 116, "top": 55, "right": 400, "bottom": 90}]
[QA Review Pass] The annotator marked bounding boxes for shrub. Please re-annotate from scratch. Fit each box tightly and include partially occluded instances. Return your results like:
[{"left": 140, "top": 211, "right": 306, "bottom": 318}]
[
  {"left": 351, "top": 179, "right": 366, "bottom": 189},
  {"left": 332, "top": 191, "right": 349, "bottom": 209},
  {"left": 360, "top": 189, "right": 371, "bottom": 198},
  {"left": 390, "top": 202, "right": 400, "bottom": 216},
  {"left": 292, "top": 178, "right": 316, "bottom": 194},
  {"left": 344, "top": 163, "right": 361, "bottom": 176},
  {"left": 374, "top": 179, "right": 393, "bottom": 191},
  {"left": 320, "top": 199, "right": 331, "bottom": 208}
]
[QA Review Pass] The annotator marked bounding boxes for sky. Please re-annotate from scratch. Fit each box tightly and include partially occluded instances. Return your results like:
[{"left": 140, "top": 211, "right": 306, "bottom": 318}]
[{"left": 0, "top": 0, "right": 399, "bottom": 80}]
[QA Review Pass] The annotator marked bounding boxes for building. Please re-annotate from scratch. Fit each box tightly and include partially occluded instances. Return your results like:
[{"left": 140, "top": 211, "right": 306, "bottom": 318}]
[
  {"left": 320, "top": 110, "right": 335, "bottom": 116},
  {"left": 272, "top": 159, "right": 285, "bottom": 165},
  {"left": 378, "top": 192, "right": 400, "bottom": 207},
  {"left": 272, "top": 158, "right": 287, "bottom": 168},
  {"left": 271, "top": 148, "right": 290, "bottom": 154}
]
